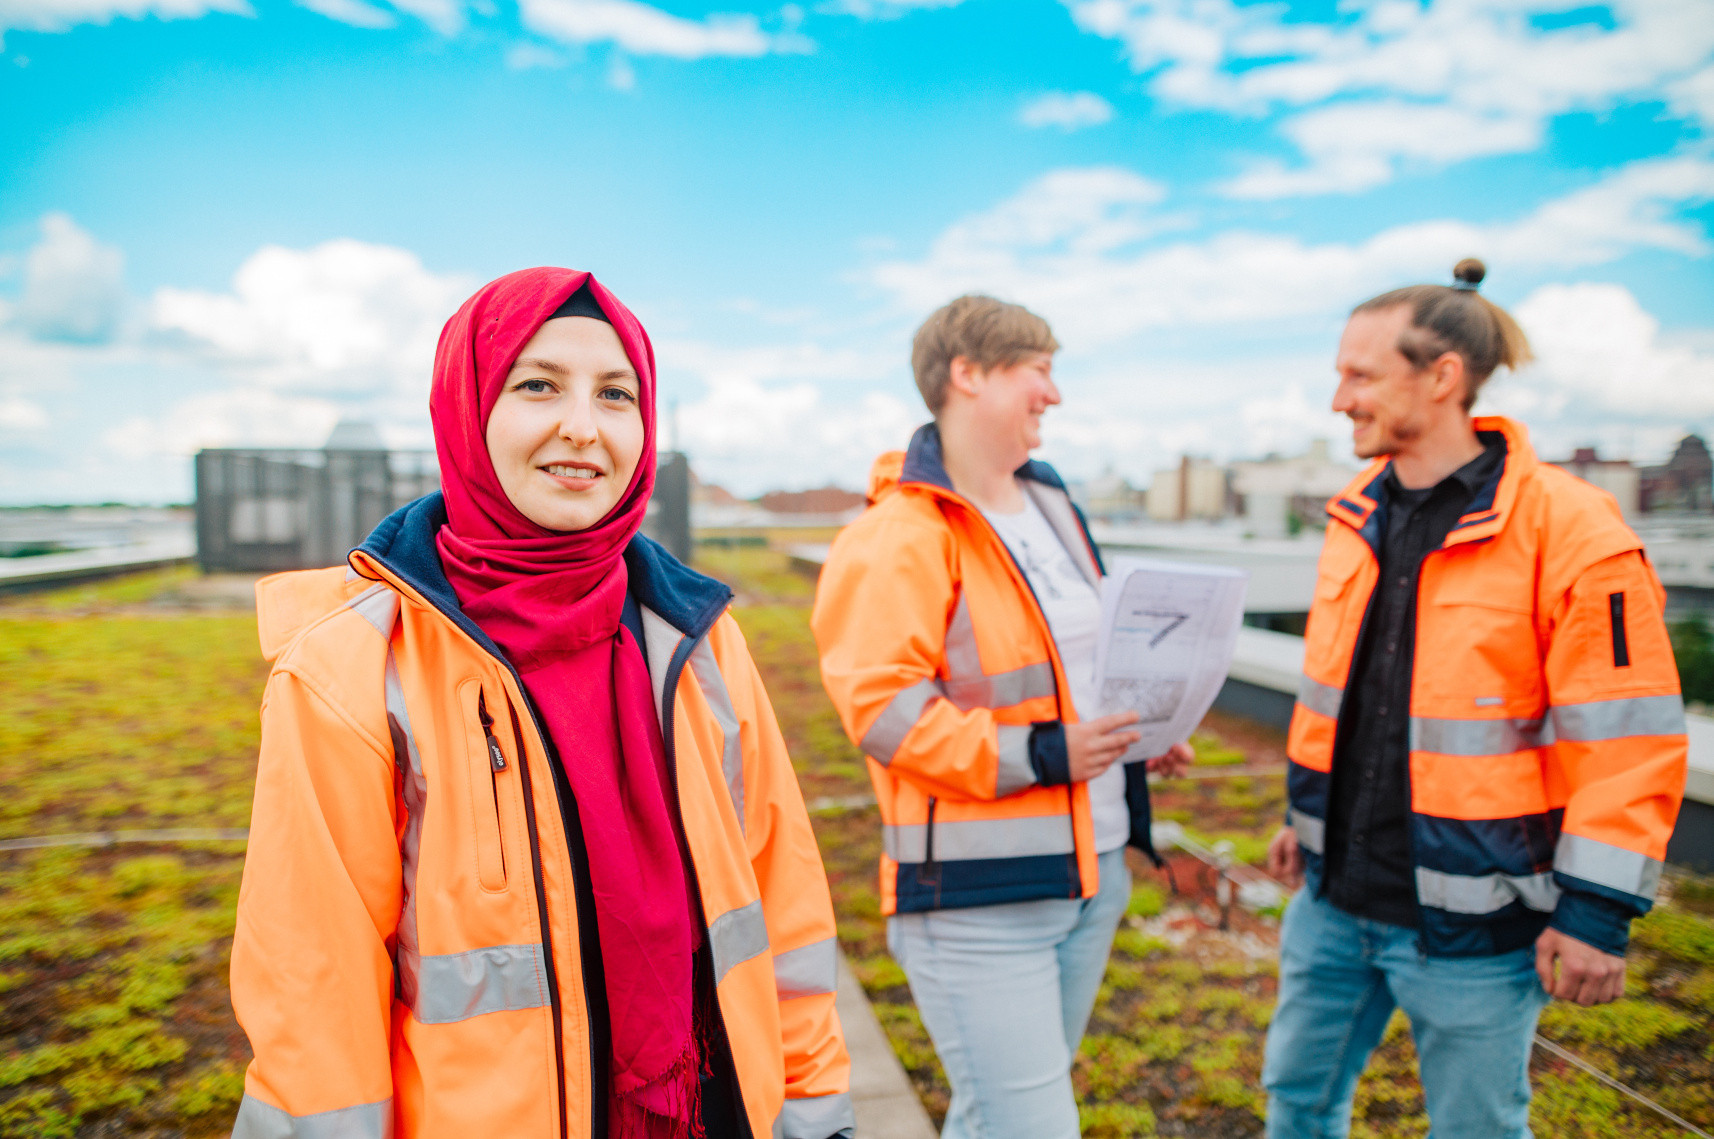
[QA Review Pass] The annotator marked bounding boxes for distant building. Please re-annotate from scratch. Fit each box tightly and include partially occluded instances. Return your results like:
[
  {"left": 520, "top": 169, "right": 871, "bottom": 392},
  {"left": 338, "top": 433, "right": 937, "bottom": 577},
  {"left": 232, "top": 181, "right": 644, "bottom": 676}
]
[
  {"left": 1550, "top": 447, "right": 1641, "bottom": 518},
  {"left": 1641, "top": 435, "right": 1713, "bottom": 514},
  {"left": 1146, "top": 456, "right": 1229, "bottom": 522},
  {"left": 757, "top": 485, "right": 866, "bottom": 517},
  {"left": 1229, "top": 440, "right": 1357, "bottom": 537},
  {"left": 196, "top": 421, "right": 693, "bottom": 570},
  {"left": 1070, "top": 467, "right": 1146, "bottom": 519}
]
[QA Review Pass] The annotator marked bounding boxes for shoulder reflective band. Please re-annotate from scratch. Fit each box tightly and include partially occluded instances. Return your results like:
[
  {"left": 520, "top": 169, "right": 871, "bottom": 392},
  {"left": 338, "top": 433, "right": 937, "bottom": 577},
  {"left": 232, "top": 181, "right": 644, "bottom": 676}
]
[{"left": 1610, "top": 592, "right": 1630, "bottom": 668}]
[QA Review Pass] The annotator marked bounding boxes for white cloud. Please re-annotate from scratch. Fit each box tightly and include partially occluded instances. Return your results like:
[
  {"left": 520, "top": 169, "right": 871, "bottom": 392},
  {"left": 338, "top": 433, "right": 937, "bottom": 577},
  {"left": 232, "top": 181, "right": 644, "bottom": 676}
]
[
  {"left": 0, "top": 0, "right": 250, "bottom": 43},
  {"left": 1019, "top": 91, "right": 1115, "bottom": 131},
  {"left": 14, "top": 213, "right": 126, "bottom": 344},
  {"left": 102, "top": 388, "right": 342, "bottom": 458},
  {"left": 868, "top": 154, "right": 1714, "bottom": 348},
  {"left": 824, "top": 0, "right": 963, "bottom": 18},
  {"left": 0, "top": 393, "right": 47, "bottom": 432},
  {"left": 657, "top": 336, "right": 912, "bottom": 493},
  {"left": 1515, "top": 282, "right": 1714, "bottom": 419},
  {"left": 1223, "top": 102, "right": 1541, "bottom": 198},
  {"left": 1065, "top": 0, "right": 1714, "bottom": 196},
  {"left": 294, "top": 0, "right": 393, "bottom": 27},
  {"left": 517, "top": 0, "right": 800, "bottom": 59},
  {"left": 607, "top": 49, "right": 635, "bottom": 88},
  {"left": 505, "top": 40, "right": 566, "bottom": 68},
  {"left": 150, "top": 237, "right": 473, "bottom": 397}
]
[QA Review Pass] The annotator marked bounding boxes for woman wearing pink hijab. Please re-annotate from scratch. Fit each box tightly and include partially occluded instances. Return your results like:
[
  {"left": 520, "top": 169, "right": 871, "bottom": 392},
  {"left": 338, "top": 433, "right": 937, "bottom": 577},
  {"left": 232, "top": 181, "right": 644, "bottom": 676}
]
[{"left": 230, "top": 269, "right": 853, "bottom": 1139}]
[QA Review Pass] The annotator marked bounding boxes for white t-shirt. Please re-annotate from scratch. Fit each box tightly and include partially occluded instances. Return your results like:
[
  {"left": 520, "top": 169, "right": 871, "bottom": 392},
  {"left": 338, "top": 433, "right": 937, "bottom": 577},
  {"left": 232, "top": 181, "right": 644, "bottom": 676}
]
[{"left": 981, "top": 486, "right": 1131, "bottom": 853}]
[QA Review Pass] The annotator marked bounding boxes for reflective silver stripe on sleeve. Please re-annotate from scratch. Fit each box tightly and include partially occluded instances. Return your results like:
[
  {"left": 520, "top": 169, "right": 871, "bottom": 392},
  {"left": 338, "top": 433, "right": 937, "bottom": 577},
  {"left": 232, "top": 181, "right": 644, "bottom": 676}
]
[
  {"left": 344, "top": 583, "right": 399, "bottom": 639},
  {"left": 687, "top": 639, "right": 746, "bottom": 834},
  {"left": 772, "top": 936, "right": 837, "bottom": 1000},
  {"left": 772, "top": 1092, "right": 856, "bottom": 1139},
  {"left": 384, "top": 649, "right": 428, "bottom": 1014},
  {"left": 1289, "top": 808, "right": 1325, "bottom": 855},
  {"left": 1296, "top": 675, "right": 1343, "bottom": 720},
  {"left": 859, "top": 678, "right": 943, "bottom": 765},
  {"left": 994, "top": 723, "right": 1036, "bottom": 796},
  {"left": 232, "top": 1094, "right": 393, "bottom": 1139},
  {"left": 883, "top": 814, "right": 1075, "bottom": 863},
  {"left": 1551, "top": 694, "right": 1686, "bottom": 742},
  {"left": 1409, "top": 716, "right": 1551, "bottom": 757},
  {"left": 1555, "top": 833, "right": 1665, "bottom": 901},
  {"left": 709, "top": 898, "right": 769, "bottom": 985},
  {"left": 1414, "top": 867, "right": 1561, "bottom": 915},
  {"left": 408, "top": 943, "right": 549, "bottom": 1025}
]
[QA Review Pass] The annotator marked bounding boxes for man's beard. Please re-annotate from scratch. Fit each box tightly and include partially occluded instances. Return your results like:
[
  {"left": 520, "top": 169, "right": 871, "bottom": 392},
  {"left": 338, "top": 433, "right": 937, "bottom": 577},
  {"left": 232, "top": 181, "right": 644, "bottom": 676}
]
[{"left": 1351, "top": 413, "right": 1420, "bottom": 459}]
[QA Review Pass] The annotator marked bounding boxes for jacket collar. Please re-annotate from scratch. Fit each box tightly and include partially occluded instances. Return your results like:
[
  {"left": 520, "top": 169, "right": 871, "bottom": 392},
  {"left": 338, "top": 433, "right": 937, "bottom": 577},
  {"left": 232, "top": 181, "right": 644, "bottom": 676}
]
[
  {"left": 352, "top": 492, "right": 732, "bottom": 653},
  {"left": 899, "top": 421, "right": 1070, "bottom": 496},
  {"left": 1323, "top": 415, "right": 1536, "bottom": 551}
]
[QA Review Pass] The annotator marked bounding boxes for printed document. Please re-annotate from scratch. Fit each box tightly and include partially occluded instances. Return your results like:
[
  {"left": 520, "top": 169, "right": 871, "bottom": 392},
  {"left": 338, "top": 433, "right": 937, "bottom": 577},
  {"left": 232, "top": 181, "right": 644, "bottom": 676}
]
[{"left": 1094, "top": 557, "right": 1249, "bottom": 762}]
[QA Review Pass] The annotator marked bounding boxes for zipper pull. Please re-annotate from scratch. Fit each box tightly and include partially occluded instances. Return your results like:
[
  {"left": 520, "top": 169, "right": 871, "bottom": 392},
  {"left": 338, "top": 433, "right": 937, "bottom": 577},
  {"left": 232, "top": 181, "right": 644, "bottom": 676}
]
[{"left": 478, "top": 694, "right": 507, "bottom": 771}]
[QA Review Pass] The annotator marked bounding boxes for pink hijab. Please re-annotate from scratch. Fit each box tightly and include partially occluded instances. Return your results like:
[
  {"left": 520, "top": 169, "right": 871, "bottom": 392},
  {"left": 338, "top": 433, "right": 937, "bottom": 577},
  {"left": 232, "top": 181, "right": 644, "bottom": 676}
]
[{"left": 430, "top": 267, "right": 703, "bottom": 1138}]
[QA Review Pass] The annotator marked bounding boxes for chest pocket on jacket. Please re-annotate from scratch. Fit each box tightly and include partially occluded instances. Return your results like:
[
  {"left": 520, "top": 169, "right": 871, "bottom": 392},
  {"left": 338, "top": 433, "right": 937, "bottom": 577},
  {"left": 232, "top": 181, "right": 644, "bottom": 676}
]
[
  {"left": 459, "top": 679, "right": 514, "bottom": 892},
  {"left": 1417, "top": 558, "right": 1543, "bottom": 713},
  {"left": 1303, "top": 541, "right": 1368, "bottom": 673}
]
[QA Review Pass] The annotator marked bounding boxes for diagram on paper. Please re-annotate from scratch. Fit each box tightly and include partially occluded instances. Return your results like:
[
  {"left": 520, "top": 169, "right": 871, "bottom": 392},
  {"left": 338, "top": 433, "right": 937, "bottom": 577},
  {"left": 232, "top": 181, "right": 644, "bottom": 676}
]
[{"left": 1100, "top": 677, "right": 1186, "bottom": 725}]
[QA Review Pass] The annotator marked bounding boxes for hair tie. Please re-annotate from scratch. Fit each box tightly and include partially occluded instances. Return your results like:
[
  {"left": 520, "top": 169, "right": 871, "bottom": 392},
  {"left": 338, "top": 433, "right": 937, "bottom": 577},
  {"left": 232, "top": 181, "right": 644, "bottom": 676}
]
[{"left": 1452, "top": 280, "right": 1480, "bottom": 292}]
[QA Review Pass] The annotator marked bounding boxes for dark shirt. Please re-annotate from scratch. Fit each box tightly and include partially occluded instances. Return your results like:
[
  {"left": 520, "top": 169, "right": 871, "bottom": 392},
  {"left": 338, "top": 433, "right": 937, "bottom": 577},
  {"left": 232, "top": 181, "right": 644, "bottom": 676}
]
[{"left": 1323, "top": 437, "right": 1506, "bottom": 927}]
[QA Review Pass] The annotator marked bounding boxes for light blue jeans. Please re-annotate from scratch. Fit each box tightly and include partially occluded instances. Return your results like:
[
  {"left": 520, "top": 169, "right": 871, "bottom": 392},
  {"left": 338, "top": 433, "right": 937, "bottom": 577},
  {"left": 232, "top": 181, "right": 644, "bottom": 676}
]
[
  {"left": 886, "top": 848, "right": 1132, "bottom": 1139},
  {"left": 1262, "top": 877, "right": 1550, "bottom": 1138}
]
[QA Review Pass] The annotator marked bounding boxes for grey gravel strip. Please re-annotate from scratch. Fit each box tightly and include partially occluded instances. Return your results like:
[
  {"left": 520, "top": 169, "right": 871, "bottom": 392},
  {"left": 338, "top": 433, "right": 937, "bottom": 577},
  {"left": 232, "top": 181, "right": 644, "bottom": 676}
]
[
  {"left": 0, "top": 827, "right": 250, "bottom": 852},
  {"left": 836, "top": 951, "right": 938, "bottom": 1138}
]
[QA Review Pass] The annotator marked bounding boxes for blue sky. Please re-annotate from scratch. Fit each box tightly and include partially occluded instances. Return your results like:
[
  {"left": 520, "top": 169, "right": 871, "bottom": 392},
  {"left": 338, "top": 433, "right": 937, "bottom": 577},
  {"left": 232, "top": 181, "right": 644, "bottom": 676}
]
[{"left": 1, "top": 0, "right": 1711, "bottom": 502}]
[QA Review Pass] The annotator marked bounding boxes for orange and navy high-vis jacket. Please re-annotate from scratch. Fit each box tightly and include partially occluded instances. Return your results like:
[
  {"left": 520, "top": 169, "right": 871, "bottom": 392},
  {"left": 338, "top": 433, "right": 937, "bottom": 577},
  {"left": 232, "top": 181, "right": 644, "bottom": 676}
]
[
  {"left": 1288, "top": 416, "right": 1687, "bottom": 957},
  {"left": 812, "top": 424, "right": 1158, "bottom": 916},
  {"left": 229, "top": 495, "right": 852, "bottom": 1139}
]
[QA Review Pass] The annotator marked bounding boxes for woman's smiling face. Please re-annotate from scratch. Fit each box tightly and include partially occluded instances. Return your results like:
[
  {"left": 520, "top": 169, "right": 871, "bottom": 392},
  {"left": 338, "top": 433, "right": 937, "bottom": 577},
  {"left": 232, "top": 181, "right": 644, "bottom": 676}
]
[{"left": 484, "top": 315, "right": 645, "bottom": 533}]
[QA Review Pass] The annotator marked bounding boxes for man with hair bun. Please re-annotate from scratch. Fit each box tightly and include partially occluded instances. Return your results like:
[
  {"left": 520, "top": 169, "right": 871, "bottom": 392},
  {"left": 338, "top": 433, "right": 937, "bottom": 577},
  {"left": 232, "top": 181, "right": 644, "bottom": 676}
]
[{"left": 1261, "top": 260, "right": 1687, "bottom": 1137}]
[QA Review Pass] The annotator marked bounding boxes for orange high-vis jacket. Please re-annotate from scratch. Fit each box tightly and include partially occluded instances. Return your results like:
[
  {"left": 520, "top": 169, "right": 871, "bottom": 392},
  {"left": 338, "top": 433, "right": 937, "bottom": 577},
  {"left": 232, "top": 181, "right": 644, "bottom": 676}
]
[
  {"left": 812, "top": 424, "right": 1158, "bottom": 916},
  {"left": 229, "top": 496, "right": 852, "bottom": 1139},
  {"left": 1287, "top": 417, "right": 1687, "bottom": 956}
]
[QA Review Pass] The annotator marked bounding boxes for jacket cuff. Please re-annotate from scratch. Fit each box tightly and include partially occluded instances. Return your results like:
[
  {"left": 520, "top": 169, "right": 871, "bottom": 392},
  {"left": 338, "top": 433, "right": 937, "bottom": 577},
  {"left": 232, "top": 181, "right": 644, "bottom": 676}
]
[
  {"left": 1549, "top": 889, "right": 1638, "bottom": 956},
  {"left": 1028, "top": 722, "right": 1071, "bottom": 786}
]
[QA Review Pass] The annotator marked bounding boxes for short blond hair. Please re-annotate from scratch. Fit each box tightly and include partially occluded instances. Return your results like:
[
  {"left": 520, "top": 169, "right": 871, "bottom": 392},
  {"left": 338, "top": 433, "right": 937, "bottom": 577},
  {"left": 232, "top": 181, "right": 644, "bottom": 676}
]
[{"left": 911, "top": 295, "right": 1059, "bottom": 413}]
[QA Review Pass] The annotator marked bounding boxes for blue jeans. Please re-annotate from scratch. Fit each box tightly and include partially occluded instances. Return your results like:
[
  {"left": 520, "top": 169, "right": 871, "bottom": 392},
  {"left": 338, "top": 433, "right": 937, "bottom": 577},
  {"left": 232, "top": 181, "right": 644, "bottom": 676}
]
[
  {"left": 887, "top": 848, "right": 1131, "bottom": 1139},
  {"left": 1262, "top": 877, "right": 1549, "bottom": 1139}
]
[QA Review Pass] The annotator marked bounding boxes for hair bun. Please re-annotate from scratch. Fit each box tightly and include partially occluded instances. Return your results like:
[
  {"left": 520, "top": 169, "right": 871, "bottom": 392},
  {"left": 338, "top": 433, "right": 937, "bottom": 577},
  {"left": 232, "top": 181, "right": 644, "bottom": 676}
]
[{"left": 1453, "top": 258, "right": 1486, "bottom": 288}]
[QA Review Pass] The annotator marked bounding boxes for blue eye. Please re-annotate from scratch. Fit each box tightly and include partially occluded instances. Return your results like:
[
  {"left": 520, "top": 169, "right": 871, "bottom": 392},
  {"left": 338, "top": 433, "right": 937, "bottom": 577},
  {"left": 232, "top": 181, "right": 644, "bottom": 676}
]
[
  {"left": 600, "top": 386, "right": 637, "bottom": 403},
  {"left": 518, "top": 379, "right": 554, "bottom": 393}
]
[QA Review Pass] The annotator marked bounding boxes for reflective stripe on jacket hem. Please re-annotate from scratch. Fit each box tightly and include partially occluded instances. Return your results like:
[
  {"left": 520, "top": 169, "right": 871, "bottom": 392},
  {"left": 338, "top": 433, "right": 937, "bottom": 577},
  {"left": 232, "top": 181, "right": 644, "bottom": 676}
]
[
  {"left": 883, "top": 815, "right": 1075, "bottom": 863},
  {"left": 772, "top": 1092, "right": 857, "bottom": 1139},
  {"left": 1555, "top": 832, "right": 1664, "bottom": 901},
  {"left": 232, "top": 1095, "right": 393, "bottom": 1139},
  {"left": 772, "top": 936, "right": 837, "bottom": 1000},
  {"left": 1415, "top": 867, "right": 1560, "bottom": 914}
]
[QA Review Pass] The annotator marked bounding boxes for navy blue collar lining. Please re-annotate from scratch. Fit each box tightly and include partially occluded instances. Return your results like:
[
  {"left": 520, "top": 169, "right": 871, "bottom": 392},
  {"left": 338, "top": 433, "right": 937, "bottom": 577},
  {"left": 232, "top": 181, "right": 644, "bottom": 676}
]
[
  {"left": 357, "top": 493, "right": 732, "bottom": 653},
  {"left": 901, "top": 422, "right": 1070, "bottom": 495}
]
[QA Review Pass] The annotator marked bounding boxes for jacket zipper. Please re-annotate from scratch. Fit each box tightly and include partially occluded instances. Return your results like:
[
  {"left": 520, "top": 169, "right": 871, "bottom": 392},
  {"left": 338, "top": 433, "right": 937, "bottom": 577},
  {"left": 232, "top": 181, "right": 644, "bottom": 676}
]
[
  {"left": 657, "top": 628, "right": 748, "bottom": 1131},
  {"left": 478, "top": 694, "right": 510, "bottom": 883},
  {"left": 504, "top": 699, "right": 571, "bottom": 1139},
  {"left": 360, "top": 563, "right": 597, "bottom": 1139}
]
